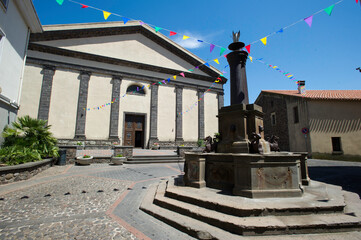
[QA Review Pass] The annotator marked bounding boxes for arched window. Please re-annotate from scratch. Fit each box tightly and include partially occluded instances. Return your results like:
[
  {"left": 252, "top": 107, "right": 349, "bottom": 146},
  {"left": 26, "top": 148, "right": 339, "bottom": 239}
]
[{"left": 126, "top": 85, "right": 145, "bottom": 95}]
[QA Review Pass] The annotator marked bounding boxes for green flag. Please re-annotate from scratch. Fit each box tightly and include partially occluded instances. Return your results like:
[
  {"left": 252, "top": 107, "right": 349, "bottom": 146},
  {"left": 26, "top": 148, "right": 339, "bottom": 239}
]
[
  {"left": 56, "top": 0, "right": 64, "bottom": 5},
  {"left": 324, "top": 5, "right": 335, "bottom": 16},
  {"left": 220, "top": 47, "right": 226, "bottom": 56}
]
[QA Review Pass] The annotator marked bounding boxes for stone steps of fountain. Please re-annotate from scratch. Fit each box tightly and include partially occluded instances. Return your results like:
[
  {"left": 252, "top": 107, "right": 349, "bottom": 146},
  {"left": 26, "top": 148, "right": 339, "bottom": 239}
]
[
  {"left": 164, "top": 179, "right": 346, "bottom": 217},
  {"left": 140, "top": 179, "right": 361, "bottom": 237}
]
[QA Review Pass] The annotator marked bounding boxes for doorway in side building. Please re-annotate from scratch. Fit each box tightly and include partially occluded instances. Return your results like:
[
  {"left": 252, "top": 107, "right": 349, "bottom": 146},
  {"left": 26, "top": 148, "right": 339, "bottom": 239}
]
[{"left": 123, "top": 114, "right": 146, "bottom": 148}]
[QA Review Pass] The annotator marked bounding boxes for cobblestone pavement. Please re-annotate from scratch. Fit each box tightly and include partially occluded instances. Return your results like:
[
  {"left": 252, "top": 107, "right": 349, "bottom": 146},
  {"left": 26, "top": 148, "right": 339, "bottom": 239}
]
[
  {"left": 0, "top": 162, "right": 190, "bottom": 240},
  {"left": 0, "top": 159, "right": 360, "bottom": 240}
]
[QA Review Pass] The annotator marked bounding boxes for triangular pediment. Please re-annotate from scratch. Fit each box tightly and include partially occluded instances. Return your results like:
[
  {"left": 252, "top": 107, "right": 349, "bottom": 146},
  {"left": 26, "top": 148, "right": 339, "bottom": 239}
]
[{"left": 30, "top": 21, "right": 222, "bottom": 78}]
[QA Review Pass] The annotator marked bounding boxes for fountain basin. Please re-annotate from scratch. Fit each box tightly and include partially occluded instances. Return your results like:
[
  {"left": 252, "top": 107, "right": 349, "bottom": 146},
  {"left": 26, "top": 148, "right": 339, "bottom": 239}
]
[{"left": 184, "top": 152, "right": 304, "bottom": 198}]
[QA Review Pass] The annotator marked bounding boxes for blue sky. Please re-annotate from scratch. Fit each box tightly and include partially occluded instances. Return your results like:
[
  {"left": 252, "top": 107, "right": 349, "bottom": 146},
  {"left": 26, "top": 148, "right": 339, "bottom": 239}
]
[{"left": 33, "top": 0, "right": 361, "bottom": 106}]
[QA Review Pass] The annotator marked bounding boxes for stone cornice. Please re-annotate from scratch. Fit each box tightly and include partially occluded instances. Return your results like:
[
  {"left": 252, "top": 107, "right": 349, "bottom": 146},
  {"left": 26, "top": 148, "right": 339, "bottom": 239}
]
[{"left": 26, "top": 57, "right": 224, "bottom": 94}]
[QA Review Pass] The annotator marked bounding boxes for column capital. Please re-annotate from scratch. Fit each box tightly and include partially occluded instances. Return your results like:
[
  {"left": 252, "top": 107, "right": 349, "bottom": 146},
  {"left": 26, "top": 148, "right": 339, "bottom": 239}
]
[
  {"left": 42, "top": 65, "right": 56, "bottom": 74},
  {"left": 112, "top": 75, "right": 123, "bottom": 81},
  {"left": 79, "top": 70, "right": 92, "bottom": 77}
]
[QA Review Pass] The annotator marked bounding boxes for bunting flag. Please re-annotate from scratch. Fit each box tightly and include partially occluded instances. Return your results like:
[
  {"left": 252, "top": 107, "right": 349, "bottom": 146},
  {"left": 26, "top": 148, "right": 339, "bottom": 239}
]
[
  {"left": 122, "top": 17, "right": 130, "bottom": 24},
  {"left": 139, "top": 21, "right": 145, "bottom": 25},
  {"left": 154, "top": 27, "right": 162, "bottom": 32},
  {"left": 56, "top": 0, "right": 64, "bottom": 5},
  {"left": 324, "top": 5, "right": 335, "bottom": 16},
  {"left": 169, "top": 31, "right": 177, "bottom": 36},
  {"left": 249, "top": 56, "right": 253, "bottom": 62},
  {"left": 220, "top": 47, "right": 226, "bottom": 56},
  {"left": 260, "top": 37, "right": 267, "bottom": 46},
  {"left": 180, "top": 72, "right": 185, "bottom": 77},
  {"left": 197, "top": 40, "right": 203, "bottom": 42},
  {"left": 204, "top": 63, "right": 210, "bottom": 67},
  {"left": 81, "top": 4, "right": 88, "bottom": 8},
  {"left": 173, "top": 75, "right": 177, "bottom": 80},
  {"left": 304, "top": 16, "right": 313, "bottom": 27},
  {"left": 213, "top": 59, "right": 219, "bottom": 64},
  {"left": 103, "top": 11, "right": 111, "bottom": 20},
  {"left": 183, "top": 35, "right": 190, "bottom": 40},
  {"left": 277, "top": 28, "right": 283, "bottom": 33},
  {"left": 210, "top": 44, "right": 215, "bottom": 53},
  {"left": 245, "top": 45, "right": 251, "bottom": 53}
]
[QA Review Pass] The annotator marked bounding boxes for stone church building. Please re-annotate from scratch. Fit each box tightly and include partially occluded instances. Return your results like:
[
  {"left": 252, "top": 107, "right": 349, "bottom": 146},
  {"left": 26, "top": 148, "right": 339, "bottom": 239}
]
[{"left": 18, "top": 21, "right": 226, "bottom": 148}]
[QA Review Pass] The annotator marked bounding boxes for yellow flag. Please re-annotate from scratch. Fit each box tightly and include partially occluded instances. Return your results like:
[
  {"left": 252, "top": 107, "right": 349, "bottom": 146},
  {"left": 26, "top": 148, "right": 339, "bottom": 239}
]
[
  {"left": 103, "top": 11, "right": 111, "bottom": 20},
  {"left": 183, "top": 35, "right": 190, "bottom": 40},
  {"left": 260, "top": 37, "right": 267, "bottom": 45},
  {"left": 287, "top": 75, "right": 293, "bottom": 78},
  {"left": 173, "top": 75, "right": 177, "bottom": 80},
  {"left": 213, "top": 59, "right": 219, "bottom": 64},
  {"left": 273, "top": 66, "right": 278, "bottom": 69},
  {"left": 249, "top": 56, "right": 253, "bottom": 62}
]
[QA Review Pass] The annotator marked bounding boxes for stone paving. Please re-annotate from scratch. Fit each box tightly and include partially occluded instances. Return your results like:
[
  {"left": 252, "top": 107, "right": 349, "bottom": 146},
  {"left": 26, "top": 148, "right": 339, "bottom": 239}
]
[{"left": 0, "top": 160, "right": 360, "bottom": 240}]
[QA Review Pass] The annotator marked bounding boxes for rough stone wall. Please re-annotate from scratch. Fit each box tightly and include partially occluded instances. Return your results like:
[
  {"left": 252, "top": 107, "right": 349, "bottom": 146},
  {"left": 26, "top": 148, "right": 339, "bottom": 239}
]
[
  {"left": 256, "top": 94, "right": 290, "bottom": 151},
  {"left": 0, "top": 159, "right": 54, "bottom": 185}
]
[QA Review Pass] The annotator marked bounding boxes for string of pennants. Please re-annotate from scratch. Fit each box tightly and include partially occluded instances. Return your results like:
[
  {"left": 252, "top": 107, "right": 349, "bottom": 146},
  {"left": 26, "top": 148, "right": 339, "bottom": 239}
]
[{"left": 54, "top": 0, "right": 359, "bottom": 112}]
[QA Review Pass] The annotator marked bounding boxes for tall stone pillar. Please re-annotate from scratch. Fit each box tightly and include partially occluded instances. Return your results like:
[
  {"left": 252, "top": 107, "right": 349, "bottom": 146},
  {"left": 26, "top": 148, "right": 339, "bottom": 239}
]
[
  {"left": 198, "top": 89, "right": 205, "bottom": 140},
  {"left": 226, "top": 42, "right": 249, "bottom": 105},
  {"left": 175, "top": 85, "right": 183, "bottom": 142},
  {"left": 109, "top": 76, "right": 122, "bottom": 141},
  {"left": 149, "top": 82, "right": 159, "bottom": 146},
  {"left": 38, "top": 65, "right": 56, "bottom": 122},
  {"left": 217, "top": 92, "right": 224, "bottom": 109},
  {"left": 75, "top": 71, "right": 91, "bottom": 139}
]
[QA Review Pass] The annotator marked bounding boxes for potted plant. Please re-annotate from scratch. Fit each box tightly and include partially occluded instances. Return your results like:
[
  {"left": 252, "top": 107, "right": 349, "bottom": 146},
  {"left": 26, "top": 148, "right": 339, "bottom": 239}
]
[
  {"left": 151, "top": 143, "right": 160, "bottom": 150},
  {"left": 76, "top": 154, "right": 93, "bottom": 165},
  {"left": 111, "top": 154, "right": 126, "bottom": 165}
]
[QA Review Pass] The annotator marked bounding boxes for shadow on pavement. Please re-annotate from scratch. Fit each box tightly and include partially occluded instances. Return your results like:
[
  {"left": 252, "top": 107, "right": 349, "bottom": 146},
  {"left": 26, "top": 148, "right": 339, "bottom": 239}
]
[{"left": 308, "top": 166, "right": 361, "bottom": 197}]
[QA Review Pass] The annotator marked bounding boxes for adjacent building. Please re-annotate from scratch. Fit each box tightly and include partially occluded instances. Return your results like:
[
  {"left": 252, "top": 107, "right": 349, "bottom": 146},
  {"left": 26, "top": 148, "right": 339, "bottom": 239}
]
[
  {"left": 18, "top": 21, "right": 226, "bottom": 148},
  {"left": 255, "top": 89, "right": 361, "bottom": 156},
  {"left": 0, "top": 0, "right": 42, "bottom": 144}
]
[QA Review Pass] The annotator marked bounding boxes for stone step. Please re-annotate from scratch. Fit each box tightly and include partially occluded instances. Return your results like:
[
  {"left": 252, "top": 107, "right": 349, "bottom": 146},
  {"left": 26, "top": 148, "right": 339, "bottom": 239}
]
[
  {"left": 130, "top": 155, "right": 180, "bottom": 160},
  {"left": 124, "top": 160, "right": 184, "bottom": 164},
  {"left": 146, "top": 180, "right": 361, "bottom": 236},
  {"left": 165, "top": 179, "right": 346, "bottom": 217}
]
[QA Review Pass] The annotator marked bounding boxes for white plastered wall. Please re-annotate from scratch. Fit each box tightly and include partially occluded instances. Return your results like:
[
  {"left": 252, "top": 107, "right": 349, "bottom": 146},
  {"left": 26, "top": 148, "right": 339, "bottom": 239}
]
[
  {"left": 118, "top": 79, "right": 151, "bottom": 145},
  {"left": 182, "top": 88, "right": 198, "bottom": 141},
  {"left": 18, "top": 64, "right": 43, "bottom": 118},
  {"left": 47, "top": 69, "right": 79, "bottom": 139},
  {"left": 85, "top": 74, "right": 112, "bottom": 139},
  {"left": 204, "top": 92, "right": 218, "bottom": 138},
  {"left": 158, "top": 85, "right": 176, "bottom": 141}
]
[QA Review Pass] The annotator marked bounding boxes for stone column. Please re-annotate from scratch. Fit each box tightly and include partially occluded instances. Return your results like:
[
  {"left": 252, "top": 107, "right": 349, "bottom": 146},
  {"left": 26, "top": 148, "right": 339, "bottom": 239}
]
[
  {"left": 217, "top": 92, "right": 224, "bottom": 109},
  {"left": 198, "top": 89, "right": 205, "bottom": 140},
  {"left": 226, "top": 42, "right": 249, "bottom": 105},
  {"left": 38, "top": 65, "right": 56, "bottom": 122},
  {"left": 175, "top": 85, "right": 183, "bottom": 142},
  {"left": 75, "top": 71, "right": 91, "bottom": 139},
  {"left": 109, "top": 76, "right": 122, "bottom": 141},
  {"left": 149, "top": 82, "right": 159, "bottom": 146}
]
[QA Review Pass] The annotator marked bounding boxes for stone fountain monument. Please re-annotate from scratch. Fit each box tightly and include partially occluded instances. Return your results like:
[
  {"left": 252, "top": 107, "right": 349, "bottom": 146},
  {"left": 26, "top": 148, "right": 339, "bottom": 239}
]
[{"left": 184, "top": 32, "right": 304, "bottom": 198}]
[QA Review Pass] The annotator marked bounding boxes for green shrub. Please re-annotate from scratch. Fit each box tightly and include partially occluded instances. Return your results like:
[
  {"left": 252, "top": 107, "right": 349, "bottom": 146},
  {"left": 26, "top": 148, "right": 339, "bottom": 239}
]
[
  {"left": 115, "top": 154, "right": 123, "bottom": 157},
  {"left": 82, "top": 155, "right": 91, "bottom": 158},
  {"left": 0, "top": 116, "right": 59, "bottom": 165},
  {"left": 0, "top": 146, "right": 41, "bottom": 165},
  {"left": 197, "top": 139, "right": 205, "bottom": 147}
]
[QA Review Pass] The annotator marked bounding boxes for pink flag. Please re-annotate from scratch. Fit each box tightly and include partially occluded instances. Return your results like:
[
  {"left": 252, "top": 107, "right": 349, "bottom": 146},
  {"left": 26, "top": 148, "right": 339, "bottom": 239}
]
[
  {"left": 180, "top": 72, "right": 185, "bottom": 77},
  {"left": 304, "top": 16, "right": 313, "bottom": 27},
  {"left": 169, "top": 31, "right": 177, "bottom": 36}
]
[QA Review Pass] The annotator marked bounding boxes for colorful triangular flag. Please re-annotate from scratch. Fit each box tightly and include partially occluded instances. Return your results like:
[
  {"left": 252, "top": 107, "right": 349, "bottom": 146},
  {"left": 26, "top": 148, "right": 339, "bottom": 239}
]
[
  {"left": 103, "top": 11, "right": 111, "bottom": 20},
  {"left": 169, "top": 31, "right": 177, "bottom": 36},
  {"left": 56, "top": 0, "right": 64, "bottom": 5},
  {"left": 139, "top": 21, "right": 145, "bottom": 25},
  {"left": 210, "top": 44, "right": 215, "bottom": 53},
  {"left": 167, "top": 78, "right": 170, "bottom": 83},
  {"left": 213, "top": 59, "right": 219, "bottom": 64},
  {"left": 197, "top": 40, "right": 203, "bottom": 42},
  {"left": 220, "top": 47, "right": 226, "bottom": 56},
  {"left": 180, "top": 72, "right": 185, "bottom": 77},
  {"left": 324, "top": 5, "right": 335, "bottom": 16},
  {"left": 154, "top": 27, "right": 162, "bottom": 32},
  {"left": 249, "top": 56, "right": 253, "bottom": 62},
  {"left": 81, "top": 4, "right": 88, "bottom": 8},
  {"left": 122, "top": 17, "right": 130, "bottom": 24},
  {"left": 205, "top": 63, "right": 210, "bottom": 67},
  {"left": 277, "top": 28, "right": 283, "bottom": 33},
  {"left": 183, "top": 35, "right": 190, "bottom": 40},
  {"left": 260, "top": 37, "right": 267, "bottom": 46},
  {"left": 245, "top": 45, "right": 251, "bottom": 53},
  {"left": 173, "top": 75, "right": 177, "bottom": 80},
  {"left": 304, "top": 16, "right": 313, "bottom": 27}
]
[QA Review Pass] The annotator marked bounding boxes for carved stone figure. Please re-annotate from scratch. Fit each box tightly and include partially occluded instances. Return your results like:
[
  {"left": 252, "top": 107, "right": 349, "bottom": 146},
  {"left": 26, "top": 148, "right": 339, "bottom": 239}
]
[
  {"left": 203, "top": 136, "right": 217, "bottom": 153},
  {"left": 249, "top": 132, "right": 262, "bottom": 154},
  {"left": 268, "top": 135, "right": 280, "bottom": 152}
]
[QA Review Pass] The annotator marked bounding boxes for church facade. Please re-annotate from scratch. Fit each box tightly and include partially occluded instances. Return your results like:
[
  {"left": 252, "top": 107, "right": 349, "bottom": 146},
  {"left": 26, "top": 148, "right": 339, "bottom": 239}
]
[{"left": 18, "top": 21, "right": 226, "bottom": 148}]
